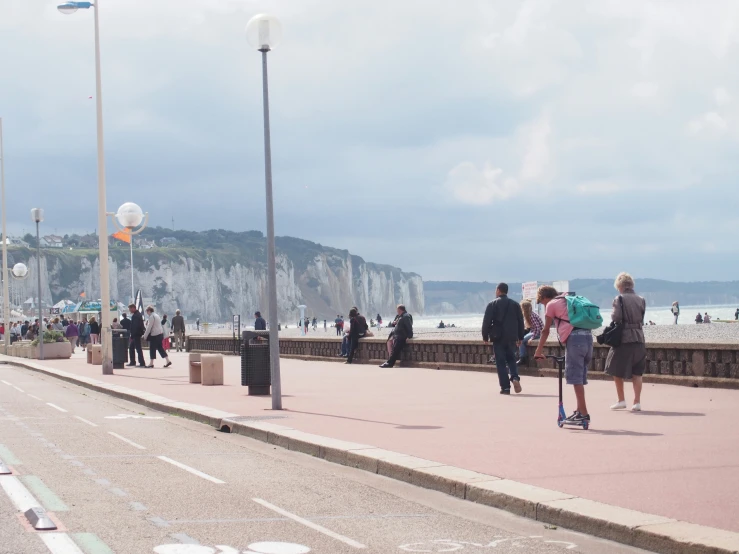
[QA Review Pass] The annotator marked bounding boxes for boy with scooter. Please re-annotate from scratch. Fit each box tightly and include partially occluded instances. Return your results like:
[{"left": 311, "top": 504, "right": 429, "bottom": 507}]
[{"left": 533, "top": 285, "right": 593, "bottom": 426}]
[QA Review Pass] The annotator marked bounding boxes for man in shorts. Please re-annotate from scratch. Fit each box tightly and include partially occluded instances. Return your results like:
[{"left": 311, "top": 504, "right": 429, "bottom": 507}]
[{"left": 534, "top": 285, "right": 591, "bottom": 424}]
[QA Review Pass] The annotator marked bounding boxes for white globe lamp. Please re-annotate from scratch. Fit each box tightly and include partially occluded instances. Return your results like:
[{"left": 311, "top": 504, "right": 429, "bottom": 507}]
[
  {"left": 115, "top": 202, "right": 144, "bottom": 229},
  {"left": 246, "top": 14, "right": 282, "bottom": 51},
  {"left": 12, "top": 263, "right": 28, "bottom": 279}
]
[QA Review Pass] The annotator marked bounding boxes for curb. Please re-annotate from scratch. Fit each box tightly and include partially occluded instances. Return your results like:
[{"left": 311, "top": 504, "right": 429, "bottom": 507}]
[{"left": 4, "top": 356, "right": 739, "bottom": 554}]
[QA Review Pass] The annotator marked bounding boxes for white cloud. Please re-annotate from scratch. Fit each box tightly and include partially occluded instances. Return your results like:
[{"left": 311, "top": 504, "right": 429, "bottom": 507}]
[
  {"left": 576, "top": 181, "right": 623, "bottom": 195},
  {"left": 715, "top": 87, "right": 731, "bottom": 106},
  {"left": 519, "top": 116, "right": 553, "bottom": 182},
  {"left": 445, "top": 162, "right": 520, "bottom": 205},
  {"left": 631, "top": 82, "right": 659, "bottom": 98},
  {"left": 687, "top": 111, "right": 728, "bottom": 134}
]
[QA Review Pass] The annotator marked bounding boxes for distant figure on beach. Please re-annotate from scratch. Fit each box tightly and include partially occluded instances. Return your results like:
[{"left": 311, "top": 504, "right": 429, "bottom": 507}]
[
  {"left": 671, "top": 301, "right": 680, "bottom": 324},
  {"left": 704, "top": 312, "right": 712, "bottom": 324},
  {"left": 304, "top": 317, "right": 309, "bottom": 334},
  {"left": 605, "top": 272, "right": 646, "bottom": 412},
  {"left": 324, "top": 319, "right": 327, "bottom": 331},
  {"left": 196, "top": 318, "right": 200, "bottom": 331},
  {"left": 312, "top": 317, "right": 317, "bottom": 331},
  {"left": 438, "top": 320, "right": 446, "bottom": 329},
  {"left": 334, "top": 315, "right": 343, "bottom": 336},
  {"left": 695, "top": 313, "right": 703, "bottom": 324},
  {"left": 735, "top": 308, "right": 739, "bottom": 320}
]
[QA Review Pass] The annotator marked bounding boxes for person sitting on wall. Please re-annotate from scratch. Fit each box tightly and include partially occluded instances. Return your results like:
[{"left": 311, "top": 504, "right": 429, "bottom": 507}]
[{"left": 380, "top": 305, "right": 413, "bottom": 368}]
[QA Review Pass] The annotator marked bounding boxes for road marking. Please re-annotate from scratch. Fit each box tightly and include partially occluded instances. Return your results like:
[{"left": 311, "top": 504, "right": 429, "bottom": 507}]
[
  {"left": 12, "top": 385, "right": 24, "bottom": 392},
  {"left": 108, "top": 432, "right": 146, "bottom": 450},
  {"left": 1, "top": 380, "right": 11, "bottom": 385},
  {"left": 0, "top": 444, "right": 21, "bottom": 465},
  {"left": 27, "top": 394, "right": 43, "bottom": 401},
  {"left": 252, "top": 498, "right": 366, "bottom": 549},
  {"left": 157, "top": 456, "right": 225, "bottom": 484},
  {"left": 172, "top": 534, "right": 201, "bottom": 544},
  {"left": 39, "top": 533, "right": 85, "bottom": 554},
  {"left": 71, "top": 533, "right": 114, "bottom": 554},
  {"left": 21, "top": 476, "right": 69, "bottom": 512},
  {"left": 109, "top": 487, "right": 128, "bottom": 497},
  {"left": 130, "top": 501, "right": 147, "bottom": 511},
  {"left": 249, "top": 543, "right": 311, "bottom": 554},
  {"left": 73, "top": 416, "right": 98, "bottom": 427},
  {"left": 105, "top": 414, "right": 163, "bottom": 420},
  {"left": 46, "top": 403, "right": 68, "bottom": 413},
  {"left": 0, "top": 475, "right": 40, "bottom": 512}
]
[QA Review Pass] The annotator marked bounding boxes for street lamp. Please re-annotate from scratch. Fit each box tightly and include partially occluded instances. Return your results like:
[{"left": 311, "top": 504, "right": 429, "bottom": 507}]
[
  {"left": 246, "top": 13, "right": 283, "bottom": 410},
  {"left": 0, "top": 118, "right": 9, "bottom": 348},
  {"left": 31, "top": 209, "right": 44, "bottom": 361},
  {"left": 108, "top": 202, "right": 148, "bottom": 304},
  {"left": 58, "top": 0, "right": 113, "bottom": 374}
]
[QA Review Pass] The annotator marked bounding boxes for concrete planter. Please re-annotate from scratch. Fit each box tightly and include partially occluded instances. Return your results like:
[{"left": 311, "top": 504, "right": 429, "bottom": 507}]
[{"left": 31, "top": 341, "right": 72, "bottom": 360}]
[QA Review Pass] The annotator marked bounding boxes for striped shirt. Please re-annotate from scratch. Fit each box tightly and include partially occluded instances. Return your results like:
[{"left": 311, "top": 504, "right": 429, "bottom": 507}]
[{"left": 529, "top": 312, "right": 544, "bottom": 338}]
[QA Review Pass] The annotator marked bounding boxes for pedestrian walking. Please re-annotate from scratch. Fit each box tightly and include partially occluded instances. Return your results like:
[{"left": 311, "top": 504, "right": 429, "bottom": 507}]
[
  {"left": 534, "top": 286, "right": 592, "bottom": 425},
  {"left": 671, "top": 301, "right": 680, "bottom": 324},
  {"left": 604, "top": 272, "right": 647, "bottom": 412},
  {"left": 172, "top": 310, "right": 186, "bottom": 352},
  {"left": 79, "top": 317, "right": 90, "bottom": 351},
  {"left": 254, "top": 311, "right": 267, "bottom": 331},
  {"left": 143, "top": 306, "right": 171, "bottom": 368},
  {"left": 482, "top": 283, "right": 525, "bottom": 394},
  {"left": 127, "top": 304, "right": 146, "bottom": 367},
  {"left": 161, "top": 314, "right": 171, "bottom": 351},
  {"left": 334, "top": 315, "right": 343, "bottom": 336},
  {"left": 345, "top": 308, "right": 368, "bottom": 364},
  {"left": 88, "top": 317, "right": 100, "bottom": 344},
  {"left": 65, "top": 320, "right": 79, "bottom": 354},
  {"left": 380, "top": 305, "right": 413, "bottom": 368}
]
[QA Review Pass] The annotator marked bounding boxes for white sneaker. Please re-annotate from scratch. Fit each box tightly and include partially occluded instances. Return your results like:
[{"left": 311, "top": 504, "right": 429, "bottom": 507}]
[
  {"left": 610, "top": 401, "right": 627, "bottom": 410},
  {"left": 631, "top": 403, "right": 642, "bottom": 412}
]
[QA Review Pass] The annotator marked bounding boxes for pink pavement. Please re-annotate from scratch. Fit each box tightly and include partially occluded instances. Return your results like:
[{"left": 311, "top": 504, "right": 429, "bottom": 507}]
[{"left": 33, "top": 350, "right": 739, "bottom": 533}]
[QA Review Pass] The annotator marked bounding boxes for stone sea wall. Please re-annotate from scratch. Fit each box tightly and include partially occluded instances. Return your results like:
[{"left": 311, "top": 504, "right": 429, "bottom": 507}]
[{"left": 186, "top": 336, "right": 739, "bottom": 387}]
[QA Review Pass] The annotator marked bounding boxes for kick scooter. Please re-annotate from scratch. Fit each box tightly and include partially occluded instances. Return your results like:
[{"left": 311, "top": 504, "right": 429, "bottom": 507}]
[{"left": 547, "top": 354, "right": 589, "bottom": 430}]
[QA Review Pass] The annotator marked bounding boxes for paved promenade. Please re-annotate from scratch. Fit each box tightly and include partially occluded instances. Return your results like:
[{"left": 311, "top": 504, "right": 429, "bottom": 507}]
[{"left": 15, "top": 351, "right": 739, "bottom": 534}]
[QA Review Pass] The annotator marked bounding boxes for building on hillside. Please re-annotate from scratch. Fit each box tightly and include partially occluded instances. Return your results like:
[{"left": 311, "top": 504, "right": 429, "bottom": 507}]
[
  {"left": 41, "top": 235, "right": 64, "bottom": 248},
  {"left": 78, "top": 235, "right": 98, "bottom": 248},
  {"left": 160, "top": 237, "right": 178, "bottom": 247},
  {"left": 3, "top": 237, "right": 29, "bottom": 247},
  {"left": 135, "top": 238, "right": 156, "bottom": 250}
]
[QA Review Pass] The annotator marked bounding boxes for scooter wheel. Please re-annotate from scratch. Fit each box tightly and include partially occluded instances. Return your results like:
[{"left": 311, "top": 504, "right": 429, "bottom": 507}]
[
  {"left": 557, "top": 419, "right": 564, "bottom": 428},
  {"left": 582, "top": 421, "right": 589, "bottom": 430}
]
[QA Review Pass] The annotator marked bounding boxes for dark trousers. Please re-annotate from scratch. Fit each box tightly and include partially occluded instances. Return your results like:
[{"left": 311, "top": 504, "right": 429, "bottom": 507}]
[
  {"left": 336, "top": 327, "right": 342, "bottom": 336},
  {"left": 386, "top": 336, "right": 407, "bottom": 367},
  {"left": 129, "top": 336, "right": 145, "bottom": 365},
  {"left": 493, "top": 340, "right": 520, "bottom": 391},
  {"left": 346, "top": 336, "right": 360, "bottom": 363},
  {"left": 148, "top": 334, "right": 168, "bottom": 360}
]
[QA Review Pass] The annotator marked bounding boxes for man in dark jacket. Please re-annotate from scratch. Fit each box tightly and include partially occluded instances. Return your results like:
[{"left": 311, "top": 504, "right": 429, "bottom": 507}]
[
  {"left": 127, "top": 304, "right": 146, "bottom": 367},
  {"left": 120, "top": 312, "right": 131, "bottom": 332},
  {"left": 172, "top": 310, "right": 186, "bottom": 351},
  {"left": 254, "top": 311, "right": 267, "bottom": 331},
  {"left": 380, "top": 305, "right": 413, "bottom": 368},
  {"left": 482, "top": 282, "right": 525, "bottom": 395},
  {"left": 345, "top": 308, "right": 368, "bottom": 364}
]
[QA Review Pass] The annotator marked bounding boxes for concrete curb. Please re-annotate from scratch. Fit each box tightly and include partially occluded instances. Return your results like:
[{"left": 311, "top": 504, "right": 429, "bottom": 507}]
[{"left": 5, "top": 356, "right": 739, "bottom": 554}]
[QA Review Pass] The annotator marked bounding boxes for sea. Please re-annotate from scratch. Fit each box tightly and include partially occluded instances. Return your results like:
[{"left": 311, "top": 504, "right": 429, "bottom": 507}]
[{"left": 414, "top": 304, "right": 739, "bottom": 329}]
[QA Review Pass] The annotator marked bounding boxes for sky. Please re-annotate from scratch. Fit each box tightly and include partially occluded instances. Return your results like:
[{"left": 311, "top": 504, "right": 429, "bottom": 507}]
[{"left": 2, "top": 0, "right": 739, "bottom": 283}]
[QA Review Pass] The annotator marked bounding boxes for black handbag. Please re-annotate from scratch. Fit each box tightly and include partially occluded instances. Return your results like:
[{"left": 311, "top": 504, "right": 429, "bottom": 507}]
[
  {"left": 597, "top": 296, "right": 624, "bottom": 347},
  {"left": 489, "top": 299, "right": 511, "bottom": 342}
]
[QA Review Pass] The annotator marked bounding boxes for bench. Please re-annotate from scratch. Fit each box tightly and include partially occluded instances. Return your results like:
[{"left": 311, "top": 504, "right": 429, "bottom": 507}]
[
  {"left": 201, "top": 354, "right": 223, "bottom": 386},
  {"left": 188, "top": 353, "right": 202, "bottom": 383}
]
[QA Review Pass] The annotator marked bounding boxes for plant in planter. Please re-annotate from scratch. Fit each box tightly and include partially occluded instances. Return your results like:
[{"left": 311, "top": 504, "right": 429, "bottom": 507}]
[{"left": 30, "top": 330, "right": 67, "bottom": 346}]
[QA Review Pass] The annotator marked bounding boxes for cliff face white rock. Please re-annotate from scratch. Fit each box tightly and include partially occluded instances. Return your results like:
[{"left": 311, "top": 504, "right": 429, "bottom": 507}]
[{"left": 15, "top": 249, "right": 424, "bottom": 322}]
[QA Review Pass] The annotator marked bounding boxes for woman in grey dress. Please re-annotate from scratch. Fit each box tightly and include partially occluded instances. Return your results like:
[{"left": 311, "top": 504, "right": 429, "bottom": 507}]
[{"left": 605, "top": 272, "right": 647, "bottom": 412}]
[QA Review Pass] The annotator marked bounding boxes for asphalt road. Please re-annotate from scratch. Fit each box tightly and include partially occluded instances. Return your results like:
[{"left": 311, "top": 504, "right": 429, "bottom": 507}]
[{"left": 0, "top": 364, "right": 653, "bottom": 554}]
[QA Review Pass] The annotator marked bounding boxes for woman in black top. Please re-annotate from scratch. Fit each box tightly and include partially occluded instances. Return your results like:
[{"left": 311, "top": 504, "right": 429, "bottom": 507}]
[{"left": 88, "top": 317, "right": 101, "bottom": 344}]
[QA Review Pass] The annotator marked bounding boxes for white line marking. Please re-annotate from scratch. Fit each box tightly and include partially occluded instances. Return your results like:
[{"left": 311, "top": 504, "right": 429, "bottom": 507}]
[
  {"left": 253, "top": 498, "right": 366, "bottom": 549},
  {"left": 108, "top": 432, "right": 146, "bottom": 450},
  {"left": 0, "top": 475, "right": 41, "bottom": 512},
  {"left": 46, "top": 403, "right": 68, "bottom": 413},
  {"left": 39, "top": 533, "right": 85, "bottom": 554},
  {"left": 1, "top": 380, "right": 11, "bottom": 386},
  {"left": 74, "top": 416, "right": 98, "bottom": 427},
  {"left": 157, "top": 456, "right": 225, "bottom": 484},
  {"left": 27, "top": 394, "right": 43, "bottom": 401},
  {"left": 12, "top": 385, "right": 24, "bottom": 393}
]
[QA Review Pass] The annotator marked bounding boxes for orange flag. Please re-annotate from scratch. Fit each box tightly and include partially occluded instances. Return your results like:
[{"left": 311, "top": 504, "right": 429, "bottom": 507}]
[{"left": 112, "top": 230, "right": 131, "bottom": 244}]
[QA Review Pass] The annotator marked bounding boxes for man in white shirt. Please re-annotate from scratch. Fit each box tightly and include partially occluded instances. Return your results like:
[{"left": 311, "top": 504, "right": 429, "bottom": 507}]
[{"left": 143, "top": 306, "right": 172, "bottom": 368}]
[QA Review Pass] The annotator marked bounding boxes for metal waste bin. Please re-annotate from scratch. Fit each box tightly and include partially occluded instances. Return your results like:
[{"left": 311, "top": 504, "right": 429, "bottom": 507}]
[
  {"left": 241, "top": 331, "right": 271, "bottom": 395},
  {"left": 112, "top": 329, "right": 129, "bottom": 369}
]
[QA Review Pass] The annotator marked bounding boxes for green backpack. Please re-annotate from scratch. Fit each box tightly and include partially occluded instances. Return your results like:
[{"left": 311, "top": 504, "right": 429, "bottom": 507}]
[{"left": 562, "top": 295, "right": 603, "bottom": 330}]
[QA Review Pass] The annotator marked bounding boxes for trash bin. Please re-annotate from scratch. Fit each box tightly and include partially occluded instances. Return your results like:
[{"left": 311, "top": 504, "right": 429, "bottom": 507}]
[
  {"left": 112, "top": 329, "right": 129, "bottom": 369},
  {"left": 241, "top": 331, "right": 271, "bottom": 396}
]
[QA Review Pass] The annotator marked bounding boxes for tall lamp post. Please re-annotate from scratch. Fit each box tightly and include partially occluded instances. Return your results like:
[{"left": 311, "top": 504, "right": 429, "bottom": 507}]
[
  {"left": 31, "top": 209, "right": 44, "bottom": 361},
  {"left": 0, "top": 118, "right": 9, "bottom": 348},
  {"left": 246, "top": 14, "right": 283, "bottom": 410},
  {"left": 108, "top": 202, "right": 148, "bottom": 303},
  {"left": 58, "top": 0, "right": 113, "bottom": 374}
]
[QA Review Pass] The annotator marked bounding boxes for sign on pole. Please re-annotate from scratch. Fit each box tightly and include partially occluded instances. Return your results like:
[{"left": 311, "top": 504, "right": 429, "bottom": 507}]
[{"left": 521, "top": 281, "right": 538, "bottom": 302}]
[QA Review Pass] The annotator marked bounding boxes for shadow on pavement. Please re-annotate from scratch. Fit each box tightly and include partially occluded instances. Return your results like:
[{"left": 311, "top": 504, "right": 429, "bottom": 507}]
[
  {"left": 285, "top": 409, "right": 443, "bottom": 430},
  {"left": 585, "top": 429, "right": 663, "bottom": 437},
  {"left": 631, "top": 411, "right": 705, "bottom": 417}
]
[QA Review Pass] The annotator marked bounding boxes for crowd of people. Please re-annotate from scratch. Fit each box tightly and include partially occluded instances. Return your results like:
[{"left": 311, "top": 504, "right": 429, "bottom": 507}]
[{"left": 481, "top": 274, "right": 647, "bottom": 426}]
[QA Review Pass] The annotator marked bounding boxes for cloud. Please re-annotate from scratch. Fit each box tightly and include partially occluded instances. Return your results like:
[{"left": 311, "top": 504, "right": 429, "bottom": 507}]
[
  {"left": 631, "top": 82, "right": 659, "bottom": 98},
  {"left": 445, "top": 162, "right": 520, "bottom": 205},
  {"left": 687, "top": 111, "right": 728, "bottom": 134}
]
